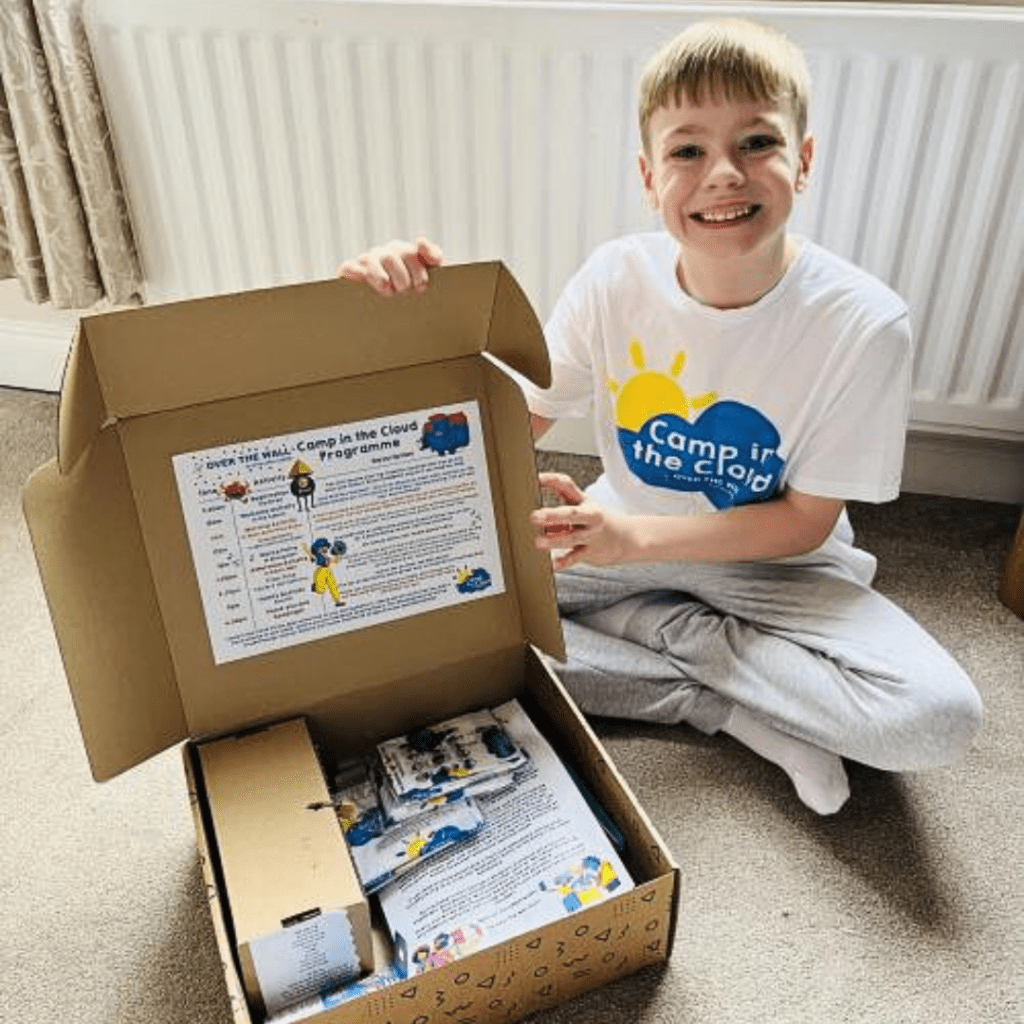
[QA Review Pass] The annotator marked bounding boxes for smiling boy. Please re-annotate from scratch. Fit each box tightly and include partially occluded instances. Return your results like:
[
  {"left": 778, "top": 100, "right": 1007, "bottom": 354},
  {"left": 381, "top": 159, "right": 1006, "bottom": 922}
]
[{"left": 340, "top": 19, "right": 982, "bottom": 815}]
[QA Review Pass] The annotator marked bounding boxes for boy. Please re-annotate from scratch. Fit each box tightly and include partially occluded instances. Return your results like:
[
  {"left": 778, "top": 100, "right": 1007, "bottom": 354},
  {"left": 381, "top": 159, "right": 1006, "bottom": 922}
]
[{"left": 339, "top": 19, "right": 982, "bottom": 815}]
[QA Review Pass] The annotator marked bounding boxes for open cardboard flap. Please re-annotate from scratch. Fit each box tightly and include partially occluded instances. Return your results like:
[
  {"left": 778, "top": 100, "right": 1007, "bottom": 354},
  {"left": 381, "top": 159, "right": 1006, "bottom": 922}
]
[{"left": 24, "top": 264, "right": 564, "bottom": 782}]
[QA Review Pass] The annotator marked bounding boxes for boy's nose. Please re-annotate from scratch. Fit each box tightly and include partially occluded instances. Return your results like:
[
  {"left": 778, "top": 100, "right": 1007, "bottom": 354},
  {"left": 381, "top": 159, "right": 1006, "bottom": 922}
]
[{"left": 705, "top": 154, "right": 745, "bottom": 186}]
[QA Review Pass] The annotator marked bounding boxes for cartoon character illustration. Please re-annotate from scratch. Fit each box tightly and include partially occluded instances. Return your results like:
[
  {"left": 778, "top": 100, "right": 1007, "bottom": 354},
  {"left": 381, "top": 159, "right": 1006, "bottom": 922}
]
[
  {"left": 218, "top": 480, "right": 250, "bottom": 501},
  {"left": 424, "top": 763, "right": 474, "bottom": 786},
  {"left": 407, "top": 923, "right": 485, "bottom": 975},
  {"left": 289, "top": 459, "right": 316, "bottom": 510},
  {"left": 419, "top": 824, "right": 473, "bottom": 858},
  {"left": 404, "top": 725, "right": 458, "bottom": 755},
  {"left": 403, "top": 832, "right": 430, "bottom": 861},
  {"left": 337, "top": 798, "right": 386, "bottom": 847},
  {"left": 303, "top": 536, "right": 347, "bottom": 607},
  {"left": 455, "top": 567, "right": 492, "bottom": 594},
  {"left": 479, "top": 724, "right": 517, "bottom": 759},
  {"left": 421, "top": 412, "right": 470, "bottom": 455},
  {"left": 539, "top": 855, "right": 622, "bottom": 913}
]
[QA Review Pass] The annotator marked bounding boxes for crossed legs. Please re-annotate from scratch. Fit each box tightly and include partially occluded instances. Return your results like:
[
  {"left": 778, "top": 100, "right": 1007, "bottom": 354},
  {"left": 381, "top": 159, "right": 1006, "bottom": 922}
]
[{"left": 552, "top": 558, "right": 983, "bottom": 812}]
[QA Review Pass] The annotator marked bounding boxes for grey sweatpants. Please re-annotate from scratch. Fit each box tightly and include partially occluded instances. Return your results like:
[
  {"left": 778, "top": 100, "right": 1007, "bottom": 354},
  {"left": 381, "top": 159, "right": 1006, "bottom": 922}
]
[{"left": 553, "top": 555, "right": 983, "bottom": 772}]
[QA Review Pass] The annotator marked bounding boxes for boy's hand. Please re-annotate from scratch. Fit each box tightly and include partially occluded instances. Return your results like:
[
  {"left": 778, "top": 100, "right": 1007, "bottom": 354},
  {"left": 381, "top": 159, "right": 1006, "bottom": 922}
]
[
  {"left": 531, "top": 472, "right": 638, "bottom": 570},
  {"left": 337, "top": 237, "right": 444, "bottom": 295}
]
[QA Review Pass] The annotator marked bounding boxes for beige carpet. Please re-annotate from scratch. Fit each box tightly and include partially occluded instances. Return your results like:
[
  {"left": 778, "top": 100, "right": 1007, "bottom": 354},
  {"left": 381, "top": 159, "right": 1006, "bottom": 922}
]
[{"left": 4, "top": 386, "right": 1023, "bottom": 1024}]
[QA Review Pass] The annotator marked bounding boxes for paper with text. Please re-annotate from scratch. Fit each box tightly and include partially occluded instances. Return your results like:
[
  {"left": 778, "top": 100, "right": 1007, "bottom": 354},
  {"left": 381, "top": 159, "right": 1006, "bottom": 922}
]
[
  {"left": 379, "top": 700, "right": 634, "bottom": 977},
  {"left": 249, "top": 910, "right": 361, "bottom": 1018},
  {"left": 172, "top": 402, "right": 505, "bottom": 664}
]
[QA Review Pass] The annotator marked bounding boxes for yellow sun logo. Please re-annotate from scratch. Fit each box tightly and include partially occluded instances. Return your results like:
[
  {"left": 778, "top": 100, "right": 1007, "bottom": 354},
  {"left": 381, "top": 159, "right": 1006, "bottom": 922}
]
[{"left": 607, "top": 338, "right": 717, "bottom": 432}]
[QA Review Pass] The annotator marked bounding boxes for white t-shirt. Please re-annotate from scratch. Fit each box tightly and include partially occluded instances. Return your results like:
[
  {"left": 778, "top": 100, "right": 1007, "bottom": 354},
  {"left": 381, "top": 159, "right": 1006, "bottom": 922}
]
[{"left": 521, "top": 232, "right": 912, "bottom": 579}]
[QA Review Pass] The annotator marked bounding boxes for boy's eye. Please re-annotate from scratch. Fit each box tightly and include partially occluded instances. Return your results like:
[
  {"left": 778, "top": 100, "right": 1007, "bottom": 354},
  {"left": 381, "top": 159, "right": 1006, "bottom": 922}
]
[
  {"left": 670, "top": 144, "right": 703, "bottom": 160},
  {"left": 741, "top": 134, "right": 782, "bottom": 152}
]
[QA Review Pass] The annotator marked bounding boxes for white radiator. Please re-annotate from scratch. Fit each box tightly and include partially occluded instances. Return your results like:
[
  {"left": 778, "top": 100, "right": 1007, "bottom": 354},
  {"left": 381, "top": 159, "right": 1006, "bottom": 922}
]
[{"left": 84, "top": 0, "right": 1024, "bottom": 442}]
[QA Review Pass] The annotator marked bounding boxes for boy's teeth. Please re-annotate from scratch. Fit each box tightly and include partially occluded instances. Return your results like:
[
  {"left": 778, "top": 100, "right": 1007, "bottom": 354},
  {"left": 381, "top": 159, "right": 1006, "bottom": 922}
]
[{"left": 696, "top": 205, "right": 754, "bottom": 222}]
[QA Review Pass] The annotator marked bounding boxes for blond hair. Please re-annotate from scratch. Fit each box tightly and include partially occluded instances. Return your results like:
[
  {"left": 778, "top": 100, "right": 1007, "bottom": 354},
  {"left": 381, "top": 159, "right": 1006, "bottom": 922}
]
[{"left": 638, "top": 19, "right": 811, "bottom": 153}]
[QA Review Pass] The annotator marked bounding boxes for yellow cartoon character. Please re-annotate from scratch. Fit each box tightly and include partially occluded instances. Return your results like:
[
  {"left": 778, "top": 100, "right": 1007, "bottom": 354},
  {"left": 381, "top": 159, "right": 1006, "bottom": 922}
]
[
  {"left": 304, "top": 536, "right": 346, "bottom": 607},
  {"left": 404, "top": 832, "right": 429, "bottom": 860}
]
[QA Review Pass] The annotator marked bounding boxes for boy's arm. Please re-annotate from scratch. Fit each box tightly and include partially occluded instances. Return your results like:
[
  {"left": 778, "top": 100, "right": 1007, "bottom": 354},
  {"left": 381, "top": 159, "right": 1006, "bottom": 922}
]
[
  {"left": 531, "top": 472, "right": 844, "bottom": 569},
  {"left": 530, "top": 414, "right": 555, "bottom": 441}
]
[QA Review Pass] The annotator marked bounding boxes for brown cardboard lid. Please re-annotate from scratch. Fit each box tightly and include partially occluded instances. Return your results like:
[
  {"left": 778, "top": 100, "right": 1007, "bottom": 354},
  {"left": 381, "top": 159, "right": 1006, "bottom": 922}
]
[
  {"left": 25, "top": 263, "right": 562, "bottom": 781},
  {"left": 58, "top": 263, "right": 550, "bottom": 472},
  {"left": 23, "top": 439, "right": 187, "bottom": 781}
]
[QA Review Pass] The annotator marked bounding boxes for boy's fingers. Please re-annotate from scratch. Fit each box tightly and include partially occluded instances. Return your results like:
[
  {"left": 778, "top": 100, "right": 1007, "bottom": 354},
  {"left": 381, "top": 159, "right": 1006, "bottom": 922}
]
[
  {"left": 531, "top": 504, "right": 593, "bottom": 532},
  {"left": 537, "top": 472, "right": 586, "bottom": 506},
  {"left": 380, "top": 251, "right": 415, "bottom": 292},
  {"left": 401, "top": 251, "right": 431, "bottom": 291},
  {"left": 336, "top": 259, "right": 367, "bottom": 281},
  {"left": 415, "top": 237, "right": 445, "bottom": 267},
  {"left": 339, "top": 238, "right": 442, "bottom": 295},
  {"left": 337, "top": 256, "right": 394, "bottom": 295},
  {"left": 552, "top": 545, "right": 586, "bottom": 571}
]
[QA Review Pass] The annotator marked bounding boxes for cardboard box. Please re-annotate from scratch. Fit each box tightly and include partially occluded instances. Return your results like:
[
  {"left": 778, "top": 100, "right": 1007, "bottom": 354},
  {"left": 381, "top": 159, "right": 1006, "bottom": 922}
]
[
  {"left": 198, "top": 718, "right": 373, "bottom": 1019},
  {"left": 24, "top": 265, "right": 680, "bottom": 1024}
]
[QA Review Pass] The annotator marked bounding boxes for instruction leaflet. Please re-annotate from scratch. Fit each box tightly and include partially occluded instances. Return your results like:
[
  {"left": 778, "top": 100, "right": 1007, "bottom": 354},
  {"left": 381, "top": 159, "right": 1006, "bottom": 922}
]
[{"left": 172, "top": 402, "right": 505, "bottom": 664}]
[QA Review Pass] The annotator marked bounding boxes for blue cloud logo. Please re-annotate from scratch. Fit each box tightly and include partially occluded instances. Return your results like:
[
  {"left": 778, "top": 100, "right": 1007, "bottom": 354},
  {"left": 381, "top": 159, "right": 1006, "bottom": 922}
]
[{"left": 618, "top": 401, "right": 785, "bottom": 509}]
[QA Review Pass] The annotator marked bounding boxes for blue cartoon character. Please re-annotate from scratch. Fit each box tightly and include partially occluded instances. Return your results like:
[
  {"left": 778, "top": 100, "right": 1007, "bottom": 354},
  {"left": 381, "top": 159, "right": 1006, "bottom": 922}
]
[
  {"left": 289, "top": 459, "right": 316, "bottom": 510},
  {"left": 303, "top": 536, "right": 347, "bottom": 607},
  {"left": 540, "top": 855, "right": 622, "bottom": 913},
  {"left": 405, "top": 725, "right": 457, "bottom": 754},
  {"left": 421, "top": 412, "right": 470, "bottom": 455},
  {"left": 479, "top": 724, "right": 517, "bottom": 759},
  {"left": 455, "top": 567, "right": 492, "bottom": 594}
]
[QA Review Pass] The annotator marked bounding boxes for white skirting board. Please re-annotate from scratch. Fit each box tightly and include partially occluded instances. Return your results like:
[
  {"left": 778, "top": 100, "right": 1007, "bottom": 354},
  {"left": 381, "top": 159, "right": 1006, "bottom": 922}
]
[
  {"left": 2, "top": 324, "right": 1020, "bottom": 504},
  {"left": 0, "top": 319, "right": 75, "bottom": 393},
  {"left": 537, "top": 418, "right": 1024, "bottom": 506}
]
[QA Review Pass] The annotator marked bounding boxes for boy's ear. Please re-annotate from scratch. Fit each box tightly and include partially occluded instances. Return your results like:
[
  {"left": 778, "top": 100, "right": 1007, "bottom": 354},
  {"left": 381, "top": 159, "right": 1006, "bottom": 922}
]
[
  {"left": 638, "top": 150, "right": 658, "bottom": 208},
  {"left": 796, "top": 133, "right": 815, "bottom": 192}
]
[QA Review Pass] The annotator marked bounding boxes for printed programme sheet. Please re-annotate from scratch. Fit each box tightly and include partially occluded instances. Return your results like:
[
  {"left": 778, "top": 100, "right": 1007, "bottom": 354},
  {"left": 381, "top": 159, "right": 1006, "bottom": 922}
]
[{"left": 172, "top": 401, "right": 505, "bottom": 664}]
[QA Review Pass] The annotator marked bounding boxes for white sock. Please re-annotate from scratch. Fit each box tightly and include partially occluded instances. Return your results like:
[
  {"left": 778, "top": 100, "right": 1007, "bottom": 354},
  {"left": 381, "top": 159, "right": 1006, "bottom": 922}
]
[{"left": 723, "top": 705, "right": 850, "bottom": 815}]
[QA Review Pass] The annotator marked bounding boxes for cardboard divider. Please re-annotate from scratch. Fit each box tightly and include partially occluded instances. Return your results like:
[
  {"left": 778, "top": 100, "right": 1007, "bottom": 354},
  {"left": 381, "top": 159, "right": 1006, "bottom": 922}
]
[{"left": 199, "top": 719, "right": 372, "bottom": 1020}]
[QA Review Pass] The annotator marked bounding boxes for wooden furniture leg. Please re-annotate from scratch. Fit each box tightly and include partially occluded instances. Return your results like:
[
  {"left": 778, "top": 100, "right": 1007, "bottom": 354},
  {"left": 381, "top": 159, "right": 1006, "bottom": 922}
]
[{"left": 999, "top": 509, "right": 1024, "bottom": 619}]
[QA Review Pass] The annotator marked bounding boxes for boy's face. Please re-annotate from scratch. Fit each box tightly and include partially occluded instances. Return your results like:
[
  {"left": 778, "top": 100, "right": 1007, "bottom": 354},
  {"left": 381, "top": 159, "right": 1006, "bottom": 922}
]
[{"left": 638, "top": 91, "right": 813, "bottom": 269}]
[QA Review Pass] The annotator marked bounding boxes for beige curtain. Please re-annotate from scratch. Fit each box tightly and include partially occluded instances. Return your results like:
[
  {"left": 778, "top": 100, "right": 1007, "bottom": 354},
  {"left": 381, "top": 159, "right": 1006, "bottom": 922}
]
[{"left": 0, "top": 0, "right": 141, "bottom": 309}]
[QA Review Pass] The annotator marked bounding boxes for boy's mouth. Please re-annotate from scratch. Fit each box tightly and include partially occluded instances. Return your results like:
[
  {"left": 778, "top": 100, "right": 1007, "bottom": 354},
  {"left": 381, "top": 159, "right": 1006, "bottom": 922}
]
[{"left": 691, "top": 204, "right": 760, "bottom": 224}]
